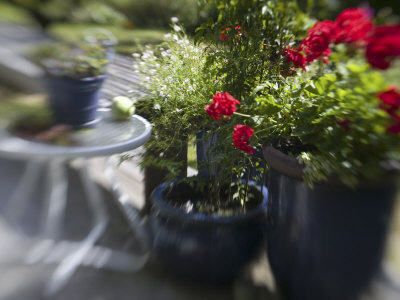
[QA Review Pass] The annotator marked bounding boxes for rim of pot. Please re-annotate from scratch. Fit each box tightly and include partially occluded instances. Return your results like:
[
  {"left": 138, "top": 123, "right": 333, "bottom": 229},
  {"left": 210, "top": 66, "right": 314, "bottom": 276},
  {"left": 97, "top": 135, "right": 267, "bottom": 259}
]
[{"left": 263, "top": 145, "right": 400, "bottom": 188}]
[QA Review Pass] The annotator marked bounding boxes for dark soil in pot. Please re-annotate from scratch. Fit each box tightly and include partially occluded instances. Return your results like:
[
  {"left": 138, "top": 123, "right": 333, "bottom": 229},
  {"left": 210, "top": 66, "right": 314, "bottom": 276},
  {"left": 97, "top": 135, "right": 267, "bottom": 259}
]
[
  {"left": 162, "top": 177, "right": 263, "bottom": 215},
  {"left": 149, "top": 178, "right": 268, "bottom": 283}
]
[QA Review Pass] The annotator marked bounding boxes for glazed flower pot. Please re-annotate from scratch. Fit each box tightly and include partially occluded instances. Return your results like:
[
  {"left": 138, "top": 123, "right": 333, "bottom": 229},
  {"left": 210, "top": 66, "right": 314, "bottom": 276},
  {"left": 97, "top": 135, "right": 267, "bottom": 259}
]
[
  {"left": 149, "top": 178, "right": 268, "bottom": 283},
  {"left": 45, "top": 74, "right": 107, "bottom": 128},
  {"left": 263, "top": 145, "right": 397, "bottom": 300}
]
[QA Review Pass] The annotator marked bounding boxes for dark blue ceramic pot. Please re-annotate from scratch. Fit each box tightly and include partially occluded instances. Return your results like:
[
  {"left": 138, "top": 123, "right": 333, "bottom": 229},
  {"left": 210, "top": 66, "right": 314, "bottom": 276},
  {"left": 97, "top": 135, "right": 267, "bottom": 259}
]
[
  {"left": 263, "top": 146, "right": 397, "bottom": 300},
  {"left": 149, "top": 179, "right": 268, "bottom": 283},
  {"left": 45, "top": 74, "right": 107, "bottom": 128}
]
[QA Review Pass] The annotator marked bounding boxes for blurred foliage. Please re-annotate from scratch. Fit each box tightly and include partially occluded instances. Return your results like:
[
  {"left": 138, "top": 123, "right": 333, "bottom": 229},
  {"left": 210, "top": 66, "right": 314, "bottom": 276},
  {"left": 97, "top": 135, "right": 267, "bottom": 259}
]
[
  {"left": 48, "top": 23, "right": 167, "bottom": 55},
  {"left": 32, "top": 41, "right": 108, "bottom": 79},
  {"left": 1, "top": 0, "right": 399, "bottom": 32},
  {"left": 0, "top": 0, "right": 213, "bottom": 32},
  {"left": 110, "top": 0, "right": 202, "bottom": 31},
  {"left": 297, "top": 0, "right": 400, "bottom": 20}
]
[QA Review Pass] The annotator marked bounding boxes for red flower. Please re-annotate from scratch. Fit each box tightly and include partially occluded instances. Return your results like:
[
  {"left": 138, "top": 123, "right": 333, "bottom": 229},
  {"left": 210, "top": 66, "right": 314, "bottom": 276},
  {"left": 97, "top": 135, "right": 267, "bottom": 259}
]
[
  {"left": 300, "top": 20, "right": 336, "bottom": 63},
  {"left": 334, "top": 8, "right": 374, "bottom": 44},
  {"left": 379, "top": 87, "right": 400, "bottom": 108},
  {"left": 283, "top": 47, "right": 306, "bottom": 70},
  {"left": 219, "top": 33, "right": 228, "bottom": 41},
  {"left": 233, "top": 124, "right": 255, "bottom": 154},
  {"left": 366, "top": 25, "right": 400, "bottom": 70},
  {"left": 378, "top": 87, "right": 400, "bottom": 116},
  {"left": 206, "top": 92, "right": 240, "bottom": 121},
  {"left": 235, "top": 25, "right": 242, "bottom": 30},
  {"left": 219, "top": 27, "right": 231, "bottom": 41},
  {"left": 378, "top": 87, "right": 400, "bottom": 134}
]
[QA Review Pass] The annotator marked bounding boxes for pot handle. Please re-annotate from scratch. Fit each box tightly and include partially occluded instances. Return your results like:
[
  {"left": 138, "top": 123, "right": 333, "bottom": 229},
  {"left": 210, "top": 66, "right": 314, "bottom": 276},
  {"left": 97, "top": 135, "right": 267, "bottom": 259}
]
[{"left": 104, "top": 158, "right": 150, "bottom": 270}]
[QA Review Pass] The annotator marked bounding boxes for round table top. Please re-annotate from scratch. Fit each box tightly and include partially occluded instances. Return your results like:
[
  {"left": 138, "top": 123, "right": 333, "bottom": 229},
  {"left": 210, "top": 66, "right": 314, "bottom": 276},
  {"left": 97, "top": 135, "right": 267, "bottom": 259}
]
[{"left": 0, "top": 109, "right": 152, "bottom": 160}]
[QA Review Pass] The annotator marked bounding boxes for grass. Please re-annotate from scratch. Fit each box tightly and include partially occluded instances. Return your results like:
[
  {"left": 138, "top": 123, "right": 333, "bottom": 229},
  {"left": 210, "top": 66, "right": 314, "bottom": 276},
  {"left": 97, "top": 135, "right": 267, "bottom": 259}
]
[{"left": 48, "top": 23, "right": 167, "bottom": 55}]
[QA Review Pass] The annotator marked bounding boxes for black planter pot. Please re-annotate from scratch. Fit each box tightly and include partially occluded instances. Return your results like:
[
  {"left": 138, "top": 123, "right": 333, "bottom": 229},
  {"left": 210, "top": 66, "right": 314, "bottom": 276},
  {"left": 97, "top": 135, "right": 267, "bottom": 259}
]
[
  {"left": 263, "top": 146, "right": 397, "bottom": 300},
  {"left": 149, "top": 179, "right": 268, "bottom": 283},
  {"left": 45, "top": 74, "right": 107, "bottom": 128}
]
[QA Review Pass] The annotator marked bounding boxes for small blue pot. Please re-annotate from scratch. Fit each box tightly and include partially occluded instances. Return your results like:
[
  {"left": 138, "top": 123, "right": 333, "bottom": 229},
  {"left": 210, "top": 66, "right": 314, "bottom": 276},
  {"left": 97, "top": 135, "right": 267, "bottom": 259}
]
[
  {"left": 149, "top": 179, "right": 268, "bottom": 283},
  {"left": 263, "top": 146, "right": 397, "bottom": 300},
  {"left": 45, "top": 74, "right": 107, "bottom": 128}
]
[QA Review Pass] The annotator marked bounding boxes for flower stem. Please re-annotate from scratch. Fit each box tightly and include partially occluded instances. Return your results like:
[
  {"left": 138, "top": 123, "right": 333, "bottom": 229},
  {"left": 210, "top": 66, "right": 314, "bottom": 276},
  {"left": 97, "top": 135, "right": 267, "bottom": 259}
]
[{"left": 233, "top": 112, "right": 251, "bottom": 118}]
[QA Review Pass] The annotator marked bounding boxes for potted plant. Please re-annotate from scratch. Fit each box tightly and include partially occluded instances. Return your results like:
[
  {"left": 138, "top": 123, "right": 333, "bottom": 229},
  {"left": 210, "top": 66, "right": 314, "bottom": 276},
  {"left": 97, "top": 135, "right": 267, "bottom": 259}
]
[
  {"left": 130, "top": 12, "right": 284, "bottom": 281},
  {"left": 244, "top": 6, "right": 400, "bottom": 300},
  {"left": 33, "top": 41, "right": 108, "bottom": 128}
]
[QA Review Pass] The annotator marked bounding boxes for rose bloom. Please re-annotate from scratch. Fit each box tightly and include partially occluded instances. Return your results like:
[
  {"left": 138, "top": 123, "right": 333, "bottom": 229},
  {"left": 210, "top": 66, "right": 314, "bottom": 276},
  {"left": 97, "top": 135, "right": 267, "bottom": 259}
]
[
  {"left": 378, "top": 87, "right": 400, "bottom": 134},
  {"left": 334, "top": 8, "right": 374, "bottom": 44},
  {"left": 300, "top": 20, "right": 336, "bottom": 63},
  {"left": 378, "top": 87, "right": 400, "bottom": 118},
  {"left": 233, "top": 124, "right": 255, "bottom": 154},
  {"left": 366, "top": 25, "right": 400, "bottom": 70},
  {"left": 283, "top": 47, "right": 306, "bottom": 70},
  {"left": 379, "top": 87, "right": 400, "bottom": 109},
  {"left": 206, "top": 92, "right": 240, "bottom": 121}
]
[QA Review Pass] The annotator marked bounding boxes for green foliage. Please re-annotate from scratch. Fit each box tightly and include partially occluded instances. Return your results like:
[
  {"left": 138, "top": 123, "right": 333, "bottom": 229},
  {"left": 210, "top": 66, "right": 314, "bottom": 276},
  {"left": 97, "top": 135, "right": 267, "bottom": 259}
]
[
  {"left": 253, "top": 57, "right": 400, "bottom": 186},
  {"left": 132, "top": 25, "right": 218, "bottom": 179},
  {"left": 69, "top": 1, "right": 127, "bottom": 25},
  {"left": 112, "top": 0, "right": 201, "bottom": 30},
  {"left": 48, "top": 24, "right": 167, "bottom": 55},
  {"left": 32, "top": 41, "right": 108, "bottom": 79},
  {"left": 196, "top": 0, "right": 310, "bottom": 102}
]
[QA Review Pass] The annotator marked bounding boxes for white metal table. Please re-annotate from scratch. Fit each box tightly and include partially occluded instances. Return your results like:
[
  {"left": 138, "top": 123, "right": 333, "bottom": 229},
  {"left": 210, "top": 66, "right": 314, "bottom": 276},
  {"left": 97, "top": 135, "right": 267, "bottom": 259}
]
[{"left": 0, "top": 109, "right": 152, "bottom": 297}]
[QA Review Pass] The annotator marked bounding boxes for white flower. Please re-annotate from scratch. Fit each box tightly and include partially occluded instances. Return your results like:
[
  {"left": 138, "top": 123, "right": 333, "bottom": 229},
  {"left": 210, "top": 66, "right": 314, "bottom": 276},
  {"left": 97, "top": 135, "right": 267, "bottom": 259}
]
[
  {"left": 161, "top": 51, "right": 168, "bottom": 57},
  {"left": 132, "top": 53, "right": 141, "bottom": 58},
  {"left": 164, "top": 33, "right": 172, "bottom": 39},
  {"left": 173, "top": 34, "right": 179, "bottom": 41},
  {"left": 173, "top": 25, "right": 181, "bottom": 32},
  {"left": 154, "top": 103, "right": 161, "bottom": 110},
  {"left": 171, "top": 17, "right": 179, "bottom": 23}
]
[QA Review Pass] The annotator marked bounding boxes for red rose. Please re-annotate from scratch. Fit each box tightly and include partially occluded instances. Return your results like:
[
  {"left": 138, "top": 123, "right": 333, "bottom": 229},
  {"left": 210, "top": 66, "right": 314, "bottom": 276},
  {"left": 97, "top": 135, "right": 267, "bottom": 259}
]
[
  {"left": 233, "top": 124, "right": 255, "bottom": 154},
  {"left": 379, "top": 87, "right": 400, "bottom": 108},
  {"left": 300, "top": 20, "right": 336, "bottom": 63},
  {"left": 219, "top": 33, "right": 228, "bottom": 41},
  {"left": 378, "top": 87, "right": 400, "bottom": 134},
  {"left": 334, "top": 8, "right": 374, "bottom": 44},
  {"left": 366, "top": 25, "right": 400, "bottom": 70},
  {"left": 206, "top": 92, "right": 240, "bottom": 121},
  {"left": 219, "top": 27, "right": 231, "bottom": 41},
  {"left": 283, "top": 47, "right": 306, "bottom": 70},
  {"left": 378, "top": 87, "right": 400, "bottom": 116}
]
